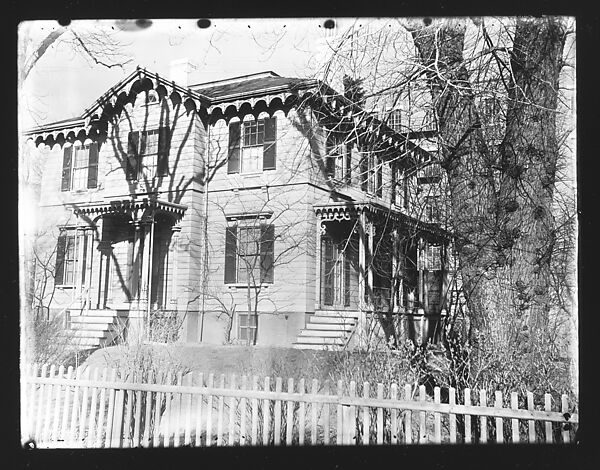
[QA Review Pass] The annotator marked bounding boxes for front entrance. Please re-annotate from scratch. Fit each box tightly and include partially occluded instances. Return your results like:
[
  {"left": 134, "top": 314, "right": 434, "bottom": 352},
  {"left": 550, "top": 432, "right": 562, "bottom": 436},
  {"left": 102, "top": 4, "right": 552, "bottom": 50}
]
[{"left": 320, "top": 221, "right": 359, "bottom": 310}]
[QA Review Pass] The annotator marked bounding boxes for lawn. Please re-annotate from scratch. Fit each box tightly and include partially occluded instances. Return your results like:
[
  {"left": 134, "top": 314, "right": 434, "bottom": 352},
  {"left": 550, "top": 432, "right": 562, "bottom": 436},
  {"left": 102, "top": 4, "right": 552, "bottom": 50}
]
[{"left": 83, "top": 342, "right": 344, "bottom": 384}]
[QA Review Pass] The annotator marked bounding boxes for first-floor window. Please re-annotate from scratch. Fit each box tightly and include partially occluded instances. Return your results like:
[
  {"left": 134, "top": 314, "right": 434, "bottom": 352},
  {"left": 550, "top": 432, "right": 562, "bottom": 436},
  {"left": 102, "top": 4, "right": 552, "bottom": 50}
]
[
  {"left": 224, "top": 222, "right": 275, "bottom": 284},
  {"left": 55, "top": 230, "right": 88, "bottom": 286},
  {"left": 419, "top": 242, "right": 442, "bottom": 271},
  {"left": 424, "top": 196, "right": 441, "bottom": 223},
  {"left": 238, "top": 313, "right": 257, "bottom": 342}
]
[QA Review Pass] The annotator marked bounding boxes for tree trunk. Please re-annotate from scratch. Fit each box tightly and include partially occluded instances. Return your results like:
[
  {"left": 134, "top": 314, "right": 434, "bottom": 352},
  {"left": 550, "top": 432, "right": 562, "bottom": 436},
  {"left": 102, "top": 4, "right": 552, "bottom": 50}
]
[
  {"left": 409, "top": 19, "right": 501, "bottom": 341},
  {"left": 499, "top": 17, "right": 566, "bottom": 341},
  {"left": 409, "top": 17, "right": 566, "bottom": 351}
]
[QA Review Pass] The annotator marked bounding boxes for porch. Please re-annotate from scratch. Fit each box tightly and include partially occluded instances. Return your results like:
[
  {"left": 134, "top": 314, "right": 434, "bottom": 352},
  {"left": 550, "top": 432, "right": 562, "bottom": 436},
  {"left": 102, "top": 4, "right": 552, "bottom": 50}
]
[
  {"left": 298, "top": 202, "right": 450, "bottom": 349},
  {"left": 61, "top": 197, "right": 187, "bottom": 344}
]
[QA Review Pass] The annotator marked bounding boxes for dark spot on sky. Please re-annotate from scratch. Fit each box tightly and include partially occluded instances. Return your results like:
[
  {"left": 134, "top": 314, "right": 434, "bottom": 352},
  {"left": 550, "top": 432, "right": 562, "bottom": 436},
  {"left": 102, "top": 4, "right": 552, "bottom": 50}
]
[
  {"left": 135, "top": 19, "right": 153, "bottom": 29},
  {"left": 57, "top": 18, "right": 71, "bottom": 27},
  {"left": 423, "top": 17, "right": 432, "bottom": 26},
  {"left": 197, "top": 18, "right": 211, "bottom": 29},
  {"left": 324, "top": 19, "right": 335, "bottom": 29}
]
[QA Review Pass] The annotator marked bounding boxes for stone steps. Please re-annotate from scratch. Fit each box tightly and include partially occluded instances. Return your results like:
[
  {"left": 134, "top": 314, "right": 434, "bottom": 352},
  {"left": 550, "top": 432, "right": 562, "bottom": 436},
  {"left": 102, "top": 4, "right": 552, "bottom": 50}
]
[
  {"left": 304, "top": 322, "right": 355, "bottom": 331},
  {"left": 292, "top": 311, "right": 359, "bottom": 350},
  {"left": 65, "top": 310, "right": 126, "bottom": 349}
]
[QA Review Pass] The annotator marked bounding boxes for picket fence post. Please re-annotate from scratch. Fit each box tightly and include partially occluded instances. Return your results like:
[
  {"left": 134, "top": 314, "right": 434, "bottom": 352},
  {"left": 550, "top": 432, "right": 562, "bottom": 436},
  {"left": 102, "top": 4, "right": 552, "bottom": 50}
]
[{"left": 110, "top": 370, "right": 124, "bottom": 448}]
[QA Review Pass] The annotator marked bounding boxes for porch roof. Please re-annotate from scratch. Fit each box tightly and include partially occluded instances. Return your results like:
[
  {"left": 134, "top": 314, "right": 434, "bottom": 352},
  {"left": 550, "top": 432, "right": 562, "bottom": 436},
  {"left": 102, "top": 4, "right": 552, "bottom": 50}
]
[
  {"left": 72, "top": 197, "right": 187, "bottom": 219},
  {"left": 313, "top": 201, "right": 450, "bottom": 240}
]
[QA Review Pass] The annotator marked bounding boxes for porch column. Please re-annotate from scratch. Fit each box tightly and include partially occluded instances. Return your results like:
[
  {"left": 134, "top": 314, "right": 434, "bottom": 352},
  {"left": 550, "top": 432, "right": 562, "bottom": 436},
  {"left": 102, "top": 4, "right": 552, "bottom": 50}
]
[
  {"left": 441, "top": 242, "right": 449, "bottom": 311},
  {"left": 89, "top": 218, "right": 102, "bottom": 309},
  {"left": 169, "top": 222, "right": 181, "bottom": 309},
  {"left": 357, "top": 211, "right": 367, "bottom": 348},
  {"left": 97, "top": 240, "right": 113, "bottom": 308},
  {"left": 367, "top": 220, "right": 374, "bottom": 307},
  {"left": 417, "top": 237, "right": 425, "bottom": 313},
  {"left": 131, "top": 220, "right": 143, "bottom": 305},
  {"left": 314, "top": 218, "right": 323, "bottom": 311},
  {"left": 138, "top": 218, "right": 154, "bottom": 312},
  {"left": 83, "top": 227, "right": 94, "bottom": 311},
  {"left": 75, "top": 226, "right": 86, "bottom": 309},
  {"left": 391, "top": 232, "right": 398, "bottom": 312}
]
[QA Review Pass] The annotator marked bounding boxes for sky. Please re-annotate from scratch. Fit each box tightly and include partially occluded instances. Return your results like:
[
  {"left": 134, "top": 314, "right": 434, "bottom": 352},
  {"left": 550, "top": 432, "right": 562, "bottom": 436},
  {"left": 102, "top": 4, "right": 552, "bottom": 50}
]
[{"left": 18, "top": 18, "right": 369, "bottom": 130}]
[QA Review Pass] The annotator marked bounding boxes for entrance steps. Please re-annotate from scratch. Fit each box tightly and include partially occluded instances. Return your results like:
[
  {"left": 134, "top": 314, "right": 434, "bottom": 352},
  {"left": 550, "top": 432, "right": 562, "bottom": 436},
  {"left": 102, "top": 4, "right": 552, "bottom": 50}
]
[
  {"left": 60, "top": 309, "right": 128, "bottom": 349},
  {"left": 292, "top": 310, "right": 359, "bottom": 350}
]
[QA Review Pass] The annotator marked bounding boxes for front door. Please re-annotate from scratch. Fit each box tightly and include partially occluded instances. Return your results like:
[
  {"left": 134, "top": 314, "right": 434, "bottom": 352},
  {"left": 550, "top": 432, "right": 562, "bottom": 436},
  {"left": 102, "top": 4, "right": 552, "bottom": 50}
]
[{"left": 321, "top": 236, "right": 351, "bottom": 308}]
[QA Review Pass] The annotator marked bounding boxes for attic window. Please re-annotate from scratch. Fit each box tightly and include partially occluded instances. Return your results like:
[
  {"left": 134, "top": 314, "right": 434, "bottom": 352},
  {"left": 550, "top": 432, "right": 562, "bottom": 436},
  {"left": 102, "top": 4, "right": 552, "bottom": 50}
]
[{"left": 146, "top": 90, "right": 159, "bottom": 104}]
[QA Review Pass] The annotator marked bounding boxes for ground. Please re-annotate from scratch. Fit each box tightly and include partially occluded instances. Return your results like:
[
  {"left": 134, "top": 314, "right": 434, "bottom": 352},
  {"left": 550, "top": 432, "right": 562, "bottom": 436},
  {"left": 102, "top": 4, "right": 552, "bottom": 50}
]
[{"left": 83, "top": 343, "right": 343, "bottom": 384}]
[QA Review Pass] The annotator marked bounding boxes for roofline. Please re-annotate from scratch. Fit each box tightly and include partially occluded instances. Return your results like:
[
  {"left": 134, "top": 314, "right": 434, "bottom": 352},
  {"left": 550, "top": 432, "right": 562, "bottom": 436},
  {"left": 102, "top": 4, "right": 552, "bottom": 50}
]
[
  {"left": 191, "top": 71, "right": 281, "bottom": 89},
  {"left": 208, "top": 79, "right": 320, "bottom": 105},
  {"left": 22, "top": 118, "right": 86, "bottom": 136},
  {"left": 81, "top": 66, "right": 212, "bottom": 119}
]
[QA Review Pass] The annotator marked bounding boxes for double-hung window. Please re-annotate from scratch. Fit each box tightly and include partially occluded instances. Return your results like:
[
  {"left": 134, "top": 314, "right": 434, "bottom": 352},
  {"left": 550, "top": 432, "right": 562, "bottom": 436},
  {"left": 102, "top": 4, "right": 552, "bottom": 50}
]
[
  {"left": 391, "top": 165, "right": 409, "bottom": 208},
  {"left": 388, "top": 109, "right": 402, "bottom": 133},
  {"left": 418, "top": 242, "right": 442, "bottom": 271},
  {"left": 325, "top": 133, "right": 352, "bottom": 183},
  {"left": 61, "top": 143, "right": 99, "bottom": 191},
  {"left": 227, "top": 117, "right": 276, "bottom": 174},
  {"left": 55, "top": 229, "right": 88, "bottom": 287},
  {"left": 237, "top": 313, "right": 257, "bottom": 343},
  {"left": 361, "top": 152, "right": 383, "bottom": 197},
  {"left": 416, "top": 152, "right": 442, "bottom": 185},
  {"left": 126, "top": 127, "right": 169, "bottom": 180},
  {"left": 224, "top": 223, "right": 275, "bottom": 285}
]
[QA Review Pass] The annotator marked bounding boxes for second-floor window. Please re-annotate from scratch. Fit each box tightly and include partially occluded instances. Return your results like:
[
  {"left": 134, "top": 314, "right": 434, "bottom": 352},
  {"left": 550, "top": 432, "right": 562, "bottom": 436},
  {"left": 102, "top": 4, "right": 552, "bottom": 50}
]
[
  {"left": 391, "top": 165, "right": 410, "bottom": 209},
  {"left": 416, "top": 152, "right": 442, "bottom": 185},
  {"left": 61, "top": 143, "right": 99, "bottom": 191},
  {"left": 388, "top": 109, "right": 402, "bottom": 133},
  {"left": 361, "top": 152, "right": 383, "bottom": 197},
  {"left": 325, "top": 133, "right": 352, "bottom": 182},
  {"left": 224, "top": 223, "right": 275, "bottom": 284},
  {"left": 126, "top": 127, "right": 170, "bottom": 181},
  {"left": 228, "top": 117, "right": 277, "bottom": 174}
]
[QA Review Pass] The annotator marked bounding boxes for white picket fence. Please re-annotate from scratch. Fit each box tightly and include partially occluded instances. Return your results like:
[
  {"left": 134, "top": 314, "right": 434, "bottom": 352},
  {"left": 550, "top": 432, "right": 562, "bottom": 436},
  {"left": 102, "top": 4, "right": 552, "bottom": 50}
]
[{"left": 21, "top": 363, "right": 578, "bottom": 448}]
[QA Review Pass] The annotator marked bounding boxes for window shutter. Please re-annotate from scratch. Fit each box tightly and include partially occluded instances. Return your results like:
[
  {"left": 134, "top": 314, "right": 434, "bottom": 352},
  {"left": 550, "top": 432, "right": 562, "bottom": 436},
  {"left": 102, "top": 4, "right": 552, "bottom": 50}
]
[
  {"left": 157, "top": 126, "right": 170, "bottom": 176},
  {"left": 325, "top": 156, "right": 335, "bottom": 178},
  {"left": 345, "top": 144, "right": 352, "bottom": 183},
  {"left": 260, "top": 224, "right": 274, "bottom": 283},
  {"left": 55, "top": 233, "right": 67, "bottom": 285},
  {"left": 228, "top": 122, "right": 241, "bottom": 174},
  {"left": 360, "top": 152, "right": 368, "bottom": 191},
  {"left": 87, "top": 142, "right": 99, "bottom": 189},
  {"left": 224, "top": 225, "right": 237, "bottom": 283},
  {"left": 126, "top": 131, "right": 139, "bottom": 180},
  {"left": 376, "top": 159, "right": 383, "bottom": 197},
  {"left": 61, "top": 146, "right": 73, "bottom": 191},
  {"left": 263, "top": 117, "right": 277, "bottom": 170}
]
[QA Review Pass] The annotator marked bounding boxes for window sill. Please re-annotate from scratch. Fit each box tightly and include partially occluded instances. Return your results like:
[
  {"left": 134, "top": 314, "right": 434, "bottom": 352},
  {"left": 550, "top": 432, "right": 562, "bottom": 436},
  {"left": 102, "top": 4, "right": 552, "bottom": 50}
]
[
  {"left": 56, "top": 285, "right": 76, "bottom": 289},
  {"left": 226, "top": 283, "right": 272, "bottom": 289}
]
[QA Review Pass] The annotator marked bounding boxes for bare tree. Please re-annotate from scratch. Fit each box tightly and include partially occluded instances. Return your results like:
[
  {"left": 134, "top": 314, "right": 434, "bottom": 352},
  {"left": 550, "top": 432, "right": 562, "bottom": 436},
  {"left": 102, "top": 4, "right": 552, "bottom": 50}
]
[{"left": 312, "top": 17, "right": 575, "bottom": 394}]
